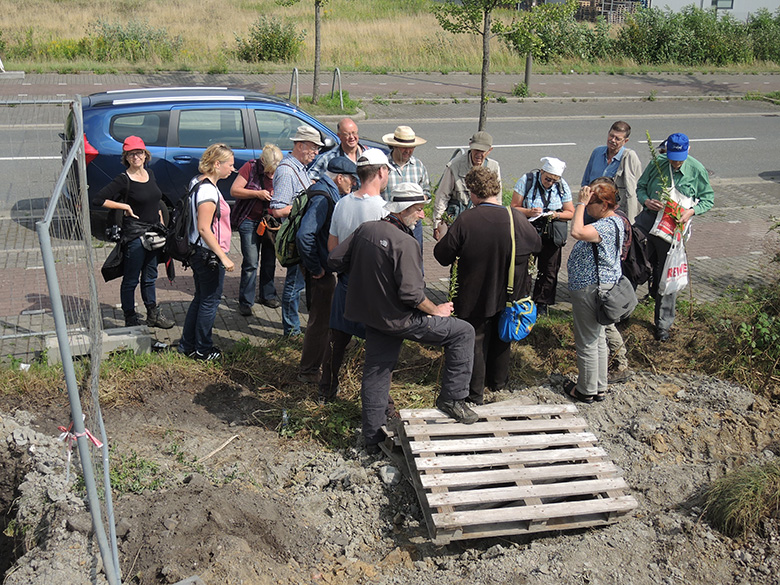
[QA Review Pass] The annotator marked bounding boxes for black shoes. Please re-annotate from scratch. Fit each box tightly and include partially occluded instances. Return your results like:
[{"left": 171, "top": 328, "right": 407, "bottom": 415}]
[
  {"left": 436, "top": 397, "right": 479, "bottom": 424},
  {"left": 260, "top": 297, "right": 281, "bottom": 309},
  {"left": 536, "top": 304, "right": 548, "bottom": 317},
  {"left": 238, "top": 304, "right": 253, "bottom": 316},
  {"left": 654, "top": 328, "right": 670, "bottom": 342}
]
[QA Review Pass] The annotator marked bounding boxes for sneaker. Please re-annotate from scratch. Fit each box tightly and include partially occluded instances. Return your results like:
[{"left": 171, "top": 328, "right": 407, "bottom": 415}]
[
  {"left": 189, "top": 347, "right": 222, "bottom": 361},
  {"left": 238, "top": 304, "right": 253, "bottom": 316},
  {"left": 260, "top": 297, "right": 281, "bottom": 309},
  {"left": 435, "top": 397, "right": 479, "bottom": 425}
]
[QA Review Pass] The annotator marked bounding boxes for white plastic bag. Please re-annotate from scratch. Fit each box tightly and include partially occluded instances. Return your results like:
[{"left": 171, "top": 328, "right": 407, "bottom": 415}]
[{"left": 659, "top": 231, "right": 689, "bottom": 295}]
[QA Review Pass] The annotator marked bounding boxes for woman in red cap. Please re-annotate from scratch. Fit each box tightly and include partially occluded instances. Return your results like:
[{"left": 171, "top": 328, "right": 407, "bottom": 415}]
[{"left": 93, "top": 136, "right": 174, "bottom": 328}]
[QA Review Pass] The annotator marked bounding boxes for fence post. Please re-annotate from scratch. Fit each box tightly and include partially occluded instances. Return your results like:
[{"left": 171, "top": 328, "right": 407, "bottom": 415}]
[
  {"left": 330, "top": 67, "right": 344, "bottom": 110},
  {"left": 289, "top": 68, "right": 300, "bottom": 106}
]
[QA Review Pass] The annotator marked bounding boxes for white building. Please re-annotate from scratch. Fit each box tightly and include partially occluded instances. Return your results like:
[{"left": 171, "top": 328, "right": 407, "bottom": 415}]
[{"left": 647, "top": 0, "right": 776, "bottom": 21}]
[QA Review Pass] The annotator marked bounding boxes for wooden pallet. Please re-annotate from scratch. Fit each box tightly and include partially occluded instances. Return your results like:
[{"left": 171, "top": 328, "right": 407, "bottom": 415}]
[{"left": 397, "top": 400, "right": 637, "bottom": 544}]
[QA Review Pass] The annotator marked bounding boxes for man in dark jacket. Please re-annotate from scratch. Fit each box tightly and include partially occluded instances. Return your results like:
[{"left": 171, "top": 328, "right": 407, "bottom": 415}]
[
  {"left": 328, "top": 182, "right": 478, "bottom": 454},
  {"left": 297, "top": 156, "right": 358, "bottom": 383}
]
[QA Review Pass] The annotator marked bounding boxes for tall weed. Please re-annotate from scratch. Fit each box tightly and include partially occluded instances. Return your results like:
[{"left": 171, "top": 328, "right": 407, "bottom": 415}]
[
  {"left": 86, "top": 20, "right": 182, "bottom": 62},
  {"left": 235, "top": 15, "right": 305, "bottom": 63}
]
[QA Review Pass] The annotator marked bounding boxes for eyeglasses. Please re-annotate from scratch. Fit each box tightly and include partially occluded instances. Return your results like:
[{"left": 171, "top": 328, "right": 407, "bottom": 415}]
[{"left": 127, "top": 151, "right": 145, "bottom": 158}]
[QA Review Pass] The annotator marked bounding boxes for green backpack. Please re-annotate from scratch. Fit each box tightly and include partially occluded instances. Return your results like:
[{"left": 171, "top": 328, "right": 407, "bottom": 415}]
[{"left": 274, "top": 186, "right": 332, "bottom": 267}]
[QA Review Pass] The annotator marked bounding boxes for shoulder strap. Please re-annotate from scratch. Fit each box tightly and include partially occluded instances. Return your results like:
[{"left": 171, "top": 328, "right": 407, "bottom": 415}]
[
  {"left": 279, "top": 161, "right": 309, "bottom": 191},
  {"left": 506, "top": 206, "right": 515, "bottom": 299}
]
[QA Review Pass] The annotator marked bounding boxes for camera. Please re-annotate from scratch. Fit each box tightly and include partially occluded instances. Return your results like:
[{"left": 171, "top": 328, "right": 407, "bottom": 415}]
[
  {"left": 198, "top": 248, "right": 221, "bottom": 271},
  {"left": 105, "top": 224, "right": 122, "bottom": 242},
  {"left": 205, "top": 253, "right": 220, "bottom": 271}
]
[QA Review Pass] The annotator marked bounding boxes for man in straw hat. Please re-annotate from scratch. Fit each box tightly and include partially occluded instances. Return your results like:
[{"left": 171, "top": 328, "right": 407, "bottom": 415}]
[
  {"left": 329, "top": 182, "right": 479, "bottom": 455},
  {"left": 271, "top": 125, "right": 323, "bottom": 336},
  {"left": 381, "top": 125, "right": 431, "bottom": 253}
]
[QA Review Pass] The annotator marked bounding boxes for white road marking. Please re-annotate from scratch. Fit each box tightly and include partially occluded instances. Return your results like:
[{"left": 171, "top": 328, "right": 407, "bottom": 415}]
[{"left": 436, "top": 142, "right": 577, "bottom": 150}]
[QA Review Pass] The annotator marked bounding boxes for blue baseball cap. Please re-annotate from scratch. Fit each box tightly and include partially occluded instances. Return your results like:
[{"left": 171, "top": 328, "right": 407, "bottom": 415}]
[
  {"left": 327, "top": 156, "right": 358, "bottom": 181},
  {"left": 664, "top": 133, "right": 689, "bottom": 161}
]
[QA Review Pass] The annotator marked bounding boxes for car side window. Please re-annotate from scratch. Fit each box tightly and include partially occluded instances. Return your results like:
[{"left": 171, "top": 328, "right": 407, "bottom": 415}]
[
  {"left": 253, "top": 110, "right": 314, "bottom": 151},
  {"left": 110, "top": 112, "right": 169, "bottom": 147},
  {"left": 177, "top": 109, "right": 246, "bottom": 149}
]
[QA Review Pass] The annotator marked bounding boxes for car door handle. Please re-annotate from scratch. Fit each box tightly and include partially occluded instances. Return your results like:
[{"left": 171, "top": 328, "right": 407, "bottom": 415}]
[{"left": 172, "top": 155, "right": 193, "bottom": 163}]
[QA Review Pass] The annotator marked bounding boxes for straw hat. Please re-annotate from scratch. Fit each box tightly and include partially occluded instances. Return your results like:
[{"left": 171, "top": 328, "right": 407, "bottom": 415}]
[{"left": 382, "top": 125, "right": 427, "bottom": 148}]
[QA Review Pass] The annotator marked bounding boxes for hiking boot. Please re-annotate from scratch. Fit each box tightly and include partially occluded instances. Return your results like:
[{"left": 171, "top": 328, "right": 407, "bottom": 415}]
[
  {"left": 146, "top": 305, "right": 174, "bottom": 329},
  {"left": 609, "top": 367, "right": 633, "bottom": 384},
  {"left": 124, "top": 312, "right": 142, "bottom": 327},
  {"left": 435, "top": 397, "right": 479, "bottom": 425},
  {"left": 189, "top": 347, "right": 222, "bottom": 362}
]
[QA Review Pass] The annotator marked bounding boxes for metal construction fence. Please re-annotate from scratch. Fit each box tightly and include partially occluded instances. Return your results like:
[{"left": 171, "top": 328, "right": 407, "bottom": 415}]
[{"left": 5, "top": 98, "right": 122, "bottom": 584}]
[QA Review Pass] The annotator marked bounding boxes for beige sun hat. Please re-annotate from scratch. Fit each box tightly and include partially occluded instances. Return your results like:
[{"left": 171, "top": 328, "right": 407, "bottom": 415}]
[
  {"left": 382, "top": 125, "right": 427, "bottom": 148},
  {"left": 384, "top": 182, "right": 429, "bottom": 214},
  {"left": 291, "top": 125, "right": 324, "bottom": 147}
]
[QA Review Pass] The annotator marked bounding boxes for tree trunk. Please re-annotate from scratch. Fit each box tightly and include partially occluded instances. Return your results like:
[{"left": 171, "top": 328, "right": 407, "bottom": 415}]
[
  {"left": 313, "top": 0, "right": 322, "bottom": 104},
  {"left": 479, "top": 9, "right": 491, "bottom": 131}
]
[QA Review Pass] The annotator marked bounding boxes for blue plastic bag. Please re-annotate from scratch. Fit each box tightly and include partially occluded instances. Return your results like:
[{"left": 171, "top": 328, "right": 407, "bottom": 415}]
[{"left": 497, "top": 297, "right": 537, "bottom": 342}]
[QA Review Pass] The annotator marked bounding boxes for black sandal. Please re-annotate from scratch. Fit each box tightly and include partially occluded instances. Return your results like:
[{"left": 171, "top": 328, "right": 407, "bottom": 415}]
[{"left": 564, "top": 380, "right": 595, "bottom": 404}]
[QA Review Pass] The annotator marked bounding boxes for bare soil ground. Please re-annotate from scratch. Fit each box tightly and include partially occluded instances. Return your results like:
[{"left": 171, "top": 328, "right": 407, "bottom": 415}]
[{"left": 2, "top": 353, "right": 780, "bottom": 585}]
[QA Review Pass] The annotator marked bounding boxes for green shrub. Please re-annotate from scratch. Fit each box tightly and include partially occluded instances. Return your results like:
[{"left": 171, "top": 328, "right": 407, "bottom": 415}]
[
  {"left": 235, "top": 15, "right": 305, "bottom": 63},
  {"left": 86, "top": 20, "right": 182, "bottom": 63},
  {"left": 617, "top": 6, "right": 754, "bottom": 66},
  {"left": 747, "top": 8, "right": 780, "bottom": 62}
]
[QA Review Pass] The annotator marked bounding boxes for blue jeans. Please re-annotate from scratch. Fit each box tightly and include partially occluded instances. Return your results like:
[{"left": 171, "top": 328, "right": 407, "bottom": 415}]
[
  {"left": 282, "top": 265, "right": 305, "bottom": 335},
  {"left": 121, "top": 236, "right": 158, "bottom": 317},
  {"left": 179, "top": 250, "right": 225, "bottom": 354},
  {"left": 237, "top": 218, "right": 278, "bottom": 307}
]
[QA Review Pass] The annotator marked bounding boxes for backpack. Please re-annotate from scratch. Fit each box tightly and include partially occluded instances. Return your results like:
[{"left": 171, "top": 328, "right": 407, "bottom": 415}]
[
  {"left": 165, "top": 178, "right": 214, "bottom": 266},
  {"left": 275, "top": 186, "right": 333, "bottom": 268},
  {"left": 622, "top": 224, "right": 652, "bottom": 287}
]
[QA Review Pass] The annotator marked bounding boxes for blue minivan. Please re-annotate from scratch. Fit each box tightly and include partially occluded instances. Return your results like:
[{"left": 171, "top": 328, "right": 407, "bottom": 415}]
[{"left": 62, "top": 87, "right": 379, "bottom": 237}]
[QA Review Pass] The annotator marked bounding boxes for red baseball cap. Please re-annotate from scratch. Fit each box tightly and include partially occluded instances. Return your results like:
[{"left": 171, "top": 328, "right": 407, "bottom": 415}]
[{"left": 122, "top": 135, "right": 146, "bottom": 151}]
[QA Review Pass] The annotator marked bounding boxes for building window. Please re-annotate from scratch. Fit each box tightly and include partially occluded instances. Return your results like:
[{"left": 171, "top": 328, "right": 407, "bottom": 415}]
[{"left": 712, "top": 0, "right": 734, "bottom": 9}]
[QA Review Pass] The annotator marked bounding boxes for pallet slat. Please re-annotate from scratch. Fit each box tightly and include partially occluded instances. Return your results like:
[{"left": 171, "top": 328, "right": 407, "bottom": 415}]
[
  {"left": 427, "top": 478, "right": 629, "bottom": 507},
  {"left": 415, "top": 446, "right": 608, "bottom": 471},
  {"left": 404, "top": 417, "right": 588, "bottom": 438},
  {"left": 432, "top": 495, "right": 638, "bottom": 529},
  {"left": 408, "top": 432, "right": 599, "bottom": 455},
  {"left": 420, "top": 461, "right": 621, "bottom": 489}
]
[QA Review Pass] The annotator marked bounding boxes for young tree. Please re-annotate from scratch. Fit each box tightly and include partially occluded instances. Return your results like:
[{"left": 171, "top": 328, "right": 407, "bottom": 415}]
[
  {"left": 433, "top": 0, "right": 505, "bottom": 131},
  {"left": 280, "top": 0, "right": 327, "bottom": 104}
]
